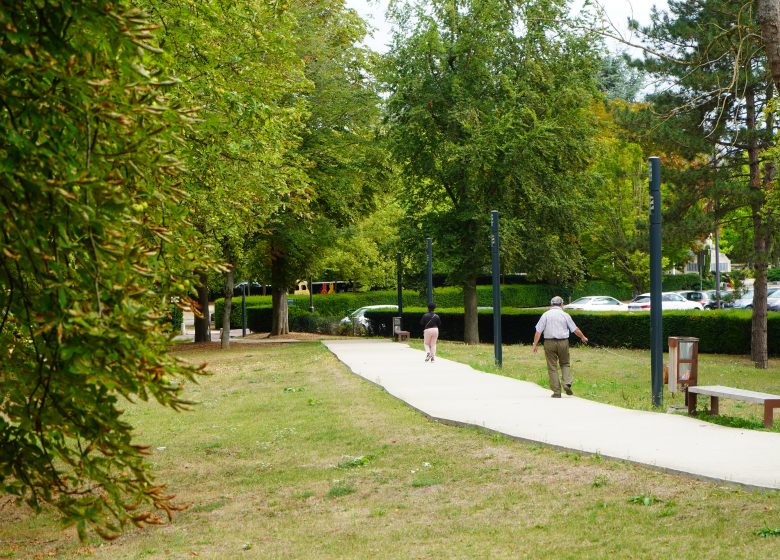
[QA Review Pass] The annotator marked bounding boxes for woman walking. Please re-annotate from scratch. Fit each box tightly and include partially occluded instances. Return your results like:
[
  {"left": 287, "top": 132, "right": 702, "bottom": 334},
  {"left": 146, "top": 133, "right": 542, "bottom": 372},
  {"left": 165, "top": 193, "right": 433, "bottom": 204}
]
[{"left": 420, "top": 303, "right": 441, "bottom": 362}]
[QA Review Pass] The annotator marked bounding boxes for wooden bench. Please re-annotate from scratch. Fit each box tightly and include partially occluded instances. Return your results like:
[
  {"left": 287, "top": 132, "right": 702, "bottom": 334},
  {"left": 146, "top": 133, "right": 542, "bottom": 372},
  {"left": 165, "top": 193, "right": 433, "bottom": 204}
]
[
  {"left": 686, "top": 385, "right": 780, "bottom": 428},
  {"left": 393, "top": 330, "right": 410, "bottom": 342}
]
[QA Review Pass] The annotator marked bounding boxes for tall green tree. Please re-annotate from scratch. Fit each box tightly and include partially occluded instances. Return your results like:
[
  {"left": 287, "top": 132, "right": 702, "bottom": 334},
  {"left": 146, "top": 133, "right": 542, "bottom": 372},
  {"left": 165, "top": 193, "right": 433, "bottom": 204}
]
[
  {"left": 1, "top": 1, "right": 213, "bottom": 537},
  {"left": 139, "top": 0, "right": 310, "bottom": 347},
  {"left": 382, "top": 0, "right": 601, "bottom": 343},
  {"left": 629, "top": 0, "right": 777, "bottom": 367},
  {"left": 320, "top": 193, "right": 404, "bottom": 290},
  {"left": 262, "top": 0, "right": 386, "bottom": 335}
]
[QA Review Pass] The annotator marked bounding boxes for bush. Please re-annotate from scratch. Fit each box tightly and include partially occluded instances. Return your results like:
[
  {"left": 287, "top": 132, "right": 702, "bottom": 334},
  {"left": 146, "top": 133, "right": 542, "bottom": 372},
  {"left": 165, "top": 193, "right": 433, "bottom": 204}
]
[
  {"left": 214, "top": 284, "right": 565, "bottom": 329},
  {"left": 368, "top": 308, "right": 779, "bottom": 355},
  {"left": 661, "top": 273, "right": 714, "bottom": 292},
  {"left": 168, "top": 305, "right": 184, "bottom": 333},
  {"left": 768, "top": 268, "right": 780, "bottom": 282},
  {"left": 572, "top": 280, "right": 633, "bottom": 301}
]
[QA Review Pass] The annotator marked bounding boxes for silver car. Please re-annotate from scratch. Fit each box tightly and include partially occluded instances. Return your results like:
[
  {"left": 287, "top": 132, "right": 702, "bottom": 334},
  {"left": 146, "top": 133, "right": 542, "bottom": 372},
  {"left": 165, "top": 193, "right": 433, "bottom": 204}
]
[
  {"left": 340, "top": 305, "right": 398, "bottom": 332},
  {"left": 732, "top": 288, "right": 780, "bottom": 309}
]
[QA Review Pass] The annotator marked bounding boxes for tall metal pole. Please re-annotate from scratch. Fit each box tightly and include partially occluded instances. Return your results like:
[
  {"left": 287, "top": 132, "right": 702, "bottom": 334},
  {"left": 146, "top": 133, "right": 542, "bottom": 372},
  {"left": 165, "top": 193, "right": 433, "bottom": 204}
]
[
  {"left": 714, "top": 197, "right": 721, "bottom": 308},
  {"left": 308, "top": 276, "right": 314, "bottom": 313},
  {"left": 396, "top": 253, "right": 403, "bottom": 325},
  {"left": 426, "top": 237, "right": 433, "bottom": 306},
  {"left": 241, "top": 283, "right": 247, "bottom": 337},
  {"left": 490, "top": 211, "right": 502, "bottom": 367},
  {"left": 649, "top": 157, "right": 663, "bottom": 408}
]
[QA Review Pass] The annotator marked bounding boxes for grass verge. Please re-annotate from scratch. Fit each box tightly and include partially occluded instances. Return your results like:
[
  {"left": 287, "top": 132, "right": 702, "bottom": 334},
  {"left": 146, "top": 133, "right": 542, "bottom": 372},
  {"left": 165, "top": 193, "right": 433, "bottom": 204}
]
[{"left": 1, "top": 341, "right": 779, "bottom": 559}]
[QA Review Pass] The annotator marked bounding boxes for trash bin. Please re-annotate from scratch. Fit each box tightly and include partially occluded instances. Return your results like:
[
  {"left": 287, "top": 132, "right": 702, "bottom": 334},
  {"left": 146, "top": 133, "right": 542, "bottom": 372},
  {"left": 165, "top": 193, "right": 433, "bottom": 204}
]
[{"left": 667, "top": 336, "right": 699, "bottom": 393}]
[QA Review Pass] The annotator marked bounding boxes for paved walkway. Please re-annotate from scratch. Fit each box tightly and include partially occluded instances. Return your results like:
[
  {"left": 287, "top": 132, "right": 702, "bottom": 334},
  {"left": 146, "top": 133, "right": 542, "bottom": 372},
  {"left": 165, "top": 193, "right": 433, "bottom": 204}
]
[{"left": 323, "top": 340, "right": 780, "bottom": 490}]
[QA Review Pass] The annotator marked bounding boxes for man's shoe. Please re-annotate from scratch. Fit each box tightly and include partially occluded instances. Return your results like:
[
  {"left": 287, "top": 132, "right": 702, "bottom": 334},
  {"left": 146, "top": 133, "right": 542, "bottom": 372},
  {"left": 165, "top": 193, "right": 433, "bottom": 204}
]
[
  {"left": 430, "top": 357, "right": 435, "bottom": 362},
  {"left": 564, "top": 384, "right": 573, "bottom": 396},
  {"left": 551, "top": 393, "right": 561, "bottom": 398},
  {"left": 425, "top": 353, "right": 431, "bottom": 362}
]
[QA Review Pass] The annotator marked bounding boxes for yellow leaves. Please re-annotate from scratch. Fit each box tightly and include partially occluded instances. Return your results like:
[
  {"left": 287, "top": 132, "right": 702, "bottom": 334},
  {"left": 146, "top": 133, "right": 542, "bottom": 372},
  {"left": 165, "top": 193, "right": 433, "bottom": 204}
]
[
  {"left": 56, "top": 188, "right": 78, "bottom": 200},
  {"left": 87, "top": 78, "right": 111, "bottom": 87},
  {"left": 131, "top": 264, "right": 153, "bottom": 275},
  {"left": 3, "top": 247, "right": 21, "bottom": 260}
]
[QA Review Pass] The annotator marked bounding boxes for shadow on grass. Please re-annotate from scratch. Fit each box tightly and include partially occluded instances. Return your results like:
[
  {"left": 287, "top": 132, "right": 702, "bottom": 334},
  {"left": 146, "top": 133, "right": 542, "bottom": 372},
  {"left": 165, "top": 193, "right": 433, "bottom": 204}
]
[{"left": 692, "top": 413, "right": 766, "bottom": 431}]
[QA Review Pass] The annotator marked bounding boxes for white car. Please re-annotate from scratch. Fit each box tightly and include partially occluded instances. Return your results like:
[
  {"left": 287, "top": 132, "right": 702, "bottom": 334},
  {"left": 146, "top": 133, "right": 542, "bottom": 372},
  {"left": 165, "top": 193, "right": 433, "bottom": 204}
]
[
  {"left": 564, "top": 296, "right": 627, "bottom": 311},
  {"left": 627, "top": 292, "right": 703, "bottom": 311},
  {"left": 339, "top": 305, "right": 398, "bottom": 330}
]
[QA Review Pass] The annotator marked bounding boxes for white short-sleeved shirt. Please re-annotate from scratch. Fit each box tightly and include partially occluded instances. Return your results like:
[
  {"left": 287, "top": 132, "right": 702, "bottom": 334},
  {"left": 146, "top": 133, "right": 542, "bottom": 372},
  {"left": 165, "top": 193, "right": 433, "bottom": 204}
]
[{"left": 535, "top": 307, "right": 578, "bottom": 340}]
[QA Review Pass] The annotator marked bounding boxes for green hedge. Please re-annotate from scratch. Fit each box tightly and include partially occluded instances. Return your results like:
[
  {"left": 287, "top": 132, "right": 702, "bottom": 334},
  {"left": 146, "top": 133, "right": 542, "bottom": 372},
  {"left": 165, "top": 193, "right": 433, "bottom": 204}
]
[
  {"left": 769, "top": 268, "right": 780, "bottom": 282},
  {"left": 222, "top": 302, "right": 778, "bottom": 355},
  {"left": 167, "top": 305, "right": 183, "bottom": 333},
  {"left": 572, "top": 280, "right": 633, "bottom": 301},
  {"left": 368, "top": 308, "right": 779, "bottom": 356},
  {"left": 661, "top": 273, "right": 714, "bottom": 292},
  {"left": 214, "top": 284, "right": 562, "bottom": 328}
]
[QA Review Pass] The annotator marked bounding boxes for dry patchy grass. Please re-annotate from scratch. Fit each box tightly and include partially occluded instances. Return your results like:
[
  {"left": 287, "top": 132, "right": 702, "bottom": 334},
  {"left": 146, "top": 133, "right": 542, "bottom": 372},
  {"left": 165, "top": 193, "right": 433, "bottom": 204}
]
[{"left": 1, "top": 342, "right": 779, "bottom": 559}]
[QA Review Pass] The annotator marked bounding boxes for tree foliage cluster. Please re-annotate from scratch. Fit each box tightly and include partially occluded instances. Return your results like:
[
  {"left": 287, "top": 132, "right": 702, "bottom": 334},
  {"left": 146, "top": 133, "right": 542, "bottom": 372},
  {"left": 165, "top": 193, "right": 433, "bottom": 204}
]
[
  {"left": 620, "top": 0, "right": 779, "bottom": 367},
  {"left": 0, "top": 0, "right": 222, "bottom": 538},
  {"left": 382, "top": 0, "right": 603, "bottom": 342}
]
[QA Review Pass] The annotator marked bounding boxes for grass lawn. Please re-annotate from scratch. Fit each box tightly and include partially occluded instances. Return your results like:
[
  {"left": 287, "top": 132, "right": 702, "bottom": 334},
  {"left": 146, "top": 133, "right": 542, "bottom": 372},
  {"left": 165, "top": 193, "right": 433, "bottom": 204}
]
[{"left": 1, "top": 340, "right": 779, "bottom": 559}]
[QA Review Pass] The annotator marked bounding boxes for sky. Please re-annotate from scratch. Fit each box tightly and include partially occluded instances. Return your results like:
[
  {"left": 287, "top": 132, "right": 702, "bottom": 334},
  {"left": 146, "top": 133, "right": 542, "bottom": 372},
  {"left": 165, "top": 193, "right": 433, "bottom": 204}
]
[{"left": 344, "top": 0, "right": 670, "bottom": 55}]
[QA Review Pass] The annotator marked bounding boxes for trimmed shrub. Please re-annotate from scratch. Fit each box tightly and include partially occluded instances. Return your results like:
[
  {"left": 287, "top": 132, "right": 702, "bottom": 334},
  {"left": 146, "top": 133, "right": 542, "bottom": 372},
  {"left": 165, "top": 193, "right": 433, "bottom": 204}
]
[
  {"left": 214, "top": 284, "right": 563, "bottom": 329},
  {"left": 369, "top": 308, "right": 779, "bottom": 355},
  {"left": 572, "top": 280, "right": 633, "bottom": 301},
  {"left": 166, "top": 305, "right": 183, "bottom": 333},
  {"left": 769, "top": 268, "right": 780, "bottom": 282},
  {"left": 661, "top": 273, "right": 714, "bottom": 292}
]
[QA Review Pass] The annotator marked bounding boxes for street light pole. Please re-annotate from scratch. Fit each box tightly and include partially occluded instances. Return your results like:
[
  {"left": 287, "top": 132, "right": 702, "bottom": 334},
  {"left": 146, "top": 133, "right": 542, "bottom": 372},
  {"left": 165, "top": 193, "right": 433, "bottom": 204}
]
[
  {"left": 241, "top": 283, "right": 247, "bottom": 337},
  {"left": 426, "top": 237, "right": 433, "bottom": 306},
  {"left": 649, "top": 157, "right": 663, "bottom": 408},
  {"left": 491, "top": 211, "right": 502, "bottom": 367},
  {"left": 396, "top": 253, "right": 403, "bottom": 318},
  {"left": 308, "top": 275, "right": 314, "bottom": 313}
]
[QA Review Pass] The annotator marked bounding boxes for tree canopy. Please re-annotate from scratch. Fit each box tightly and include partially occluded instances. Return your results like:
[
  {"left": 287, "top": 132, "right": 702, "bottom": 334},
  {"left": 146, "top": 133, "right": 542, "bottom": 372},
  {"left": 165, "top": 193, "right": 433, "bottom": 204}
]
[
  {"left": 0, "top": 1, "right": 217, "bottom": 537},
  {"left": 627, "top": 0, "right": 778, "bottom": 367},
  {"left": 382, "top": 0, "right": 602, "bottom": 342}
]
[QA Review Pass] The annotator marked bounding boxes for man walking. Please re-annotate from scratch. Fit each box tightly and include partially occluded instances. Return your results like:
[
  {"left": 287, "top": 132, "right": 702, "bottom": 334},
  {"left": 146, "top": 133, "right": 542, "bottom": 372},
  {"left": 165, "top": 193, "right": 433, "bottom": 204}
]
[{"left": 532, "top": 296, "right": 588, "bottom": 398}]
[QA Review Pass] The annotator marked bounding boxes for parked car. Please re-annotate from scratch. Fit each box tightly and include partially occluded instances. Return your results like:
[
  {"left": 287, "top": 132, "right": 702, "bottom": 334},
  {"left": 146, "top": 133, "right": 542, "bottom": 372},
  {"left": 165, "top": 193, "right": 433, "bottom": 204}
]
[
  {"left": 340, "top": 305, "right": 398, "bottom": 332},
  {"left": 768, "top": 292, "right": 780, "bottom": 312},
  {"left": 233, "top": 281, "right": 267, "bottom": 296},
  {"left": 676, "top": 290, "right": 732, "bottom": 309},
  {"left": 564, "top": 296, "right": 627, "bottom": 311},
  {"left": 732, "top": 288, "right": 780, "bottom": 309},
  {"left": 627, "top": 292, "right": 703, "bottom": 311}
]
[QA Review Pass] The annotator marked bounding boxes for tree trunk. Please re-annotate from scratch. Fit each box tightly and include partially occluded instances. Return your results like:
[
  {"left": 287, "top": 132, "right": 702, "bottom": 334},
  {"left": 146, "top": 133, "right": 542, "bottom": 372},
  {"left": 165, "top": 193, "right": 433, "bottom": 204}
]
[
  {"left": 745, "top": 83, "right": 769, "bottom": 368},
  {"left": 271, "top": 287, "right": 289, "bottom": 336},
  {"left": 757, "top": 0, "right": 780, "bottom": 92},
  {"left": 221, "top": 268, "right": 234, "bottom": 349},
  {"left": 194, "top": 271, "right": 210, "bottom": 343},
  {"left": 270, "top": 253, "right": 289, "bottom": 336},
  {"left": 463, "top": 277, "right": 479, "bottom": 344}
]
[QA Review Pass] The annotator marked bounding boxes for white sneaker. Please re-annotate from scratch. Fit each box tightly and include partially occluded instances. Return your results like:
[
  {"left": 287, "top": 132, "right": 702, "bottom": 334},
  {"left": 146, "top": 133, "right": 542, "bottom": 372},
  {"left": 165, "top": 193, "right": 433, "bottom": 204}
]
[{"left": 425, "top": 353, "right": 431, "bottom": 362}]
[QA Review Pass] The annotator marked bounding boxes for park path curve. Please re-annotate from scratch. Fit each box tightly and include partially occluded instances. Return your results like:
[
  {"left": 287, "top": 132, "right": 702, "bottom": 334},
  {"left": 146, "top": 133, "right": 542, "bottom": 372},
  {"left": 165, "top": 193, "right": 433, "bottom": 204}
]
[{"left": 323, "top": 340, "right": 780, "bottom": 490}]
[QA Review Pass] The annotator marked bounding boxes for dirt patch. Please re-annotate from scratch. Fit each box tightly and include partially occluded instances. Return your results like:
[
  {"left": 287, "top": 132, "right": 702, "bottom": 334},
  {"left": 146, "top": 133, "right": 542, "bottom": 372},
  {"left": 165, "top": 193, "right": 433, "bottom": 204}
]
[
  {"left": 243, "top": 332, "right": 350, "bottom": 341},
  {"left": 171, "top": 332, "right": 357, "bottom": 352}
]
